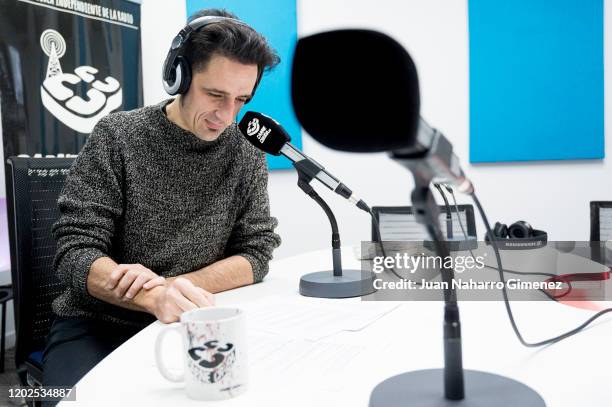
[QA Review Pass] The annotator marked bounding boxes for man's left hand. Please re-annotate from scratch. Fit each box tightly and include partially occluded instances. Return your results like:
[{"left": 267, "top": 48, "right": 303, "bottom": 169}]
[{"left": 105, "top": 263, "right": 166, "bottom": 300}]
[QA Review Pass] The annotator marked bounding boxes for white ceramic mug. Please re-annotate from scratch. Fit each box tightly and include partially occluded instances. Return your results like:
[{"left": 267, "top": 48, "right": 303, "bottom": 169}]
[{"left": 155, "top": 307, "right": 248, "bottom": 400}]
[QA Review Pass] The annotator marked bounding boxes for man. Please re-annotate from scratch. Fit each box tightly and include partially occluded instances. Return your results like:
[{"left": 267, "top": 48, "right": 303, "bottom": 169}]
[{"left": 43, "top": 8, "right": 281, "bottom": 391}]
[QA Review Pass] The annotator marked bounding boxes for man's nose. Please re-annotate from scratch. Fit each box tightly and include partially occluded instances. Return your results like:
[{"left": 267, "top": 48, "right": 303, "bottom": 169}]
[{"left": 215, "top": 97, "right": 234, "bottom": 125}]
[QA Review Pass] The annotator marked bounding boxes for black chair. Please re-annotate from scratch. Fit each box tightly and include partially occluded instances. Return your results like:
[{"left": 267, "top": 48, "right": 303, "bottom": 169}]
[
  {"left": 590, "top": 201, "right": 612, "bottom": 265},
  {"left": 5, "top": 157, "right": 74, "bottom": 386},
  {"left": 0, "top": 284, "right": 13, "bottom": 372}
]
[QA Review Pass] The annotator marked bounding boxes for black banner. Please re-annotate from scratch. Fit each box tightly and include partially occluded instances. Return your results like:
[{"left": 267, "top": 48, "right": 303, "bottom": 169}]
[{"left": 0, "top": 0, "right": 143, "bottom": 157}]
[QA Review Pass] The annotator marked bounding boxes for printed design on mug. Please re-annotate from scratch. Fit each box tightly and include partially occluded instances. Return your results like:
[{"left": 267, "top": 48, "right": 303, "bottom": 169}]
[
  {"left": 187, "top": 339, "right": 236, "bottom": 384},
  {"left": 40, "top": 29, "right": 123, "bottom": 134}
]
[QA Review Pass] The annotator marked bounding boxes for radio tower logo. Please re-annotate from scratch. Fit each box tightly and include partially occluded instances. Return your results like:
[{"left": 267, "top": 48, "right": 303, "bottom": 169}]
[{"left": 40, "top": 29, "right": 123, "bottom": 133}]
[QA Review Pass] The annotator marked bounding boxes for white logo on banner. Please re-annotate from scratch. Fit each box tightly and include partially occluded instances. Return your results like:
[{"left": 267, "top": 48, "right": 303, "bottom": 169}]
[
  {"left": 40, "top": 29, "right": 123, "bottom": 133},
  {"left": 246, "top": 118, "right": 260, "bottom": 136}
]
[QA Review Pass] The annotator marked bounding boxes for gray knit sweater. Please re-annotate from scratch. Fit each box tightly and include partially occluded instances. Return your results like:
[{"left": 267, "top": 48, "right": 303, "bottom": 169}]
[{"left": 51, "top": 99, "right": 281, "bottom": 327}]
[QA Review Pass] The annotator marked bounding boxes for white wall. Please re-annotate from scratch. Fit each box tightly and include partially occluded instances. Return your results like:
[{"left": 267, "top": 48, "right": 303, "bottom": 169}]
[{"left": 142, "top": 0, "right": 612, "bottom": 261}]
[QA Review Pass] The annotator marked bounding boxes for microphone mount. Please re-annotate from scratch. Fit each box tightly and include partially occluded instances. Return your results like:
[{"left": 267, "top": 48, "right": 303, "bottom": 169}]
[{"left": 293, "top": 162, "right": 376, "bottom": 298}]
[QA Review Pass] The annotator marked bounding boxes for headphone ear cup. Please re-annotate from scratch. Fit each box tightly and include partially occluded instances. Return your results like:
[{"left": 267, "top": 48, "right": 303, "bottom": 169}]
[
  {"left": 493, "top": 222, "right": 508, "bottom": 239},
  {"left": 175, "top": 56, "right": 192, "bottom": 95},
  {"left": 508, "top": 221, "right": 533, "bottom": 239}
]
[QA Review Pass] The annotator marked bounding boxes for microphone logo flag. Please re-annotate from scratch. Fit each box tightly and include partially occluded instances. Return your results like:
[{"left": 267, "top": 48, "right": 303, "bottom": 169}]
[
  {"left": 245, "top": 117, "right": 271, "bottom": 144},
  {"left": 246, "top": 118, "right": 260, "bottom": 136}
]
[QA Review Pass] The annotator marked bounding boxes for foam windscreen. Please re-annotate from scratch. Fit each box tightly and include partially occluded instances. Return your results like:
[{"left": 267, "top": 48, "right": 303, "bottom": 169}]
[{"left": 291, "top": 29, "right": 421, "bottom": 152}]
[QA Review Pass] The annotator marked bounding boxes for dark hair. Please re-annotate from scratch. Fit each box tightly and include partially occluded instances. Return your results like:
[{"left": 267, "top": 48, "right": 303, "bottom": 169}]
[{"left": 185, "top": 9, "right": 280, "bottom": 80}]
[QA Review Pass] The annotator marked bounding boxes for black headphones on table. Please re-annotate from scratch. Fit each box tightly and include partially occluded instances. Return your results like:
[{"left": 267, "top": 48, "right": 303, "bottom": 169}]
[
  {"left": 162, "top": 16, "right": 264, "bottom": 98},
  {"left": 486, "top": 220, "right": 548, "bottom": 250}
]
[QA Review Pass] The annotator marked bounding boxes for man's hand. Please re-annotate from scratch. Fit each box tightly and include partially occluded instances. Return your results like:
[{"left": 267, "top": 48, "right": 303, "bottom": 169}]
[
  {"left": 105, "top": 263, "right": 166, "bottom": 300},
  {"left": 150, "top": 277, "right": 215, "bottom": 324}
]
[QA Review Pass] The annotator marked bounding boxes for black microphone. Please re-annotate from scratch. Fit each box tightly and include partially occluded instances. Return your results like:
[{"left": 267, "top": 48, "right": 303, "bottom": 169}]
[
  {"left": 290, "top": 29, "right": 555, "bottom": 407},
  {"left": 238, "top": 111, "right": 369, "bottom": 210},
  {"left": 291, "top": 29, "right": 473, "bottom": 194}
]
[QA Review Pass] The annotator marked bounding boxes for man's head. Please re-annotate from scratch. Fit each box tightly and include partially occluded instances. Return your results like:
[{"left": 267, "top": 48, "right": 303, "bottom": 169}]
[{"left": 168, "top": 9, "right": 280, "bottom": 141}]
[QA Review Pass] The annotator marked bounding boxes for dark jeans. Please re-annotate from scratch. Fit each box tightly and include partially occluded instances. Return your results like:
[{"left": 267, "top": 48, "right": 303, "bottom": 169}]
[{"left": 42, "top": 317, "right": 142, "bottom": 406}]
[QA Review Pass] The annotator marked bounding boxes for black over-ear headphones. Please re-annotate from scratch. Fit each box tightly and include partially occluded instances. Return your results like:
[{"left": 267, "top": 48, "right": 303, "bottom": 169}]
[
  {"left": 486, "top": 220, "right": 548, "bottom": 250},
  {"left": 162, "top": 16, "right": 264, "bottom": 99}
]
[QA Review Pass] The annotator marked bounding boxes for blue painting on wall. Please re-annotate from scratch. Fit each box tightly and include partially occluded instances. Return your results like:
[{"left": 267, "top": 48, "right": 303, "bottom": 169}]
[
  {"left": 185, "top": 0, "right": 299, "bottom": 170},
  {"left": 469, "top": 0, "right": 604, "bottom": 163}
]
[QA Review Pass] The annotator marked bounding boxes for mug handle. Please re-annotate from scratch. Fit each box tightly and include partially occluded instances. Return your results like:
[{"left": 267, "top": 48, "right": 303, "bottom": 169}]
[{"left": 155, "top": 322, "right": 184, "bottom": 382}]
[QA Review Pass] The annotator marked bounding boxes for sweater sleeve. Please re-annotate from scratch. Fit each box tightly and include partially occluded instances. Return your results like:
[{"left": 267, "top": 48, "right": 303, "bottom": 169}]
[
  {"left": 225, "top": 151, "right": 281, "bottom": 283},
  {"left": 52, "top": 116, "right": 124, "bottom": 304}
]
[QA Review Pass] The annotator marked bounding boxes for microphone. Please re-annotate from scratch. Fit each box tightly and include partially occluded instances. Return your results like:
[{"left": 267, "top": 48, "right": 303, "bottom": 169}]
[
  {"left": 291, "top": 29, "right": 473, "bottom": 194},
  {"left": 239, "top": 111, "right": 376, "bottom": 299},
  {"left": 290, "top": 29, "right": 549, "bottom": 407},
  {"left": 238, "top": 111, "right": 369, "bottom": 210}
]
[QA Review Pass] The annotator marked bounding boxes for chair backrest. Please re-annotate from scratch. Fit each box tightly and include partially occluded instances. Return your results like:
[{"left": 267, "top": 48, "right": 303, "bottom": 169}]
[
  {"left": 590, "top": 201, "right": 612, "bottom": 242},
  {"left": 371, "top": 205, "right": 477, "bottom": 241},
  {"left": 590, "top": 201, "right": 612, "bottom": 265},
  {"left": 5, "top": 157, "right": 75, "bottom": 368}
]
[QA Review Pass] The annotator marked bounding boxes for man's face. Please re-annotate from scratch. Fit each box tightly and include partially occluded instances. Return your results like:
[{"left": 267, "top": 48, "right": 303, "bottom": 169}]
[{"left": 181, "top": 54, "right": 258, "bottom": 141}]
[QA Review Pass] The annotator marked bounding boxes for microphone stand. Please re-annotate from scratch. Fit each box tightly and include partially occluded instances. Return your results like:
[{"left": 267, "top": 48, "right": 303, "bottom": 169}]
[
  {"left": 369, "top": 170, "right": 545, "bottom": 406},
  {"left": 294, "top": 164, "right": 376, "bottom": 298}
]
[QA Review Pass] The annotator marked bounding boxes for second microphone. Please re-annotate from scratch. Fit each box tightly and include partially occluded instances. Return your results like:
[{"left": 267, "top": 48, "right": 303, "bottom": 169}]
[{"left": 238, "top": 111, "right": 369, "bottom": 212}]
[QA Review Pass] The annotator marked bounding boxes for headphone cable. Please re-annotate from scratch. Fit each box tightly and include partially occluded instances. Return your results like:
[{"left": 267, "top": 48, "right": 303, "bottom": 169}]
[
  {"left": 440, "top": 185, "right": 573, "bottom": 301},
  {"left": 468, "top": 189, "right": 612, "bottom": 347}
]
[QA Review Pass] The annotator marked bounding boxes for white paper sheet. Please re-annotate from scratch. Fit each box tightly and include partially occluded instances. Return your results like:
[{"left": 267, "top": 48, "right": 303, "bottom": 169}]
[
  {"left": 248, "top": 330, "right": 367, "bottom": 391},
  {"left": 242, "top": 296, "right": 401, "bottom": 341}
]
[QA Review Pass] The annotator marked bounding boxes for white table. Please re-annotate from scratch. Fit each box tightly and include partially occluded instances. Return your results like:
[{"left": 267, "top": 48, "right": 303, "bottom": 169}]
[{"left": 65, "top": 248, "right": 612, "bottom": 406}]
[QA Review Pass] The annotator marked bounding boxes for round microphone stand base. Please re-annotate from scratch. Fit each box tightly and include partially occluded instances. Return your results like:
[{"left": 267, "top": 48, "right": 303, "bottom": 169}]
[
  {"left": 299, "top": 270, "right": 376, "bottom": 298},
  {"left": 369, "top": 368, "right": 545, "bottom": 407}
]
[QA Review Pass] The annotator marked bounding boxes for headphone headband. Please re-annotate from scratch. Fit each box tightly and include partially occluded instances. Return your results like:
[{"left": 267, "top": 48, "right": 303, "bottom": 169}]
[
  {"left": 188, "top": 16, "right": 242, "bottom": 31},
  {"left": 162, "top": 16, "right": 263, "bottom": 97}
]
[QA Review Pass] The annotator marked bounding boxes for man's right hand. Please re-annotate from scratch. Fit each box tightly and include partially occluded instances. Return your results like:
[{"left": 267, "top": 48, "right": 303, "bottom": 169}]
[{"left": 148, "top": 277, "right": 215, "bottom": 324}]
